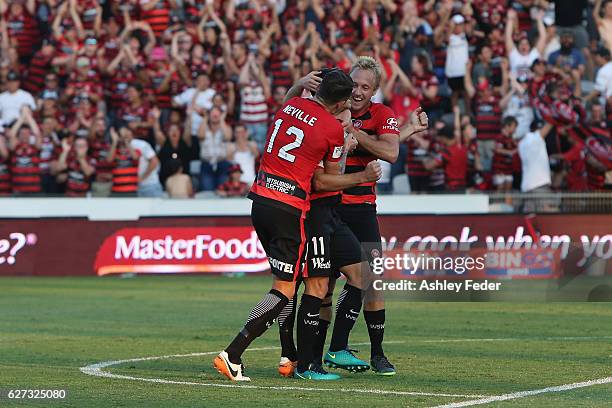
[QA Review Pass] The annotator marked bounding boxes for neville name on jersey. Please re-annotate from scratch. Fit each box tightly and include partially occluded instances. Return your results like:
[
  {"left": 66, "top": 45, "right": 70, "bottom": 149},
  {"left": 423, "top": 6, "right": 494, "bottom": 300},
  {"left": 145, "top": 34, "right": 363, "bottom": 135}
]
[
  {"left": 343, "top": 103, "right": 400, "bottom": 205},
  {"left": 249, "top": 97, "right": 345, "bottom": 214}
]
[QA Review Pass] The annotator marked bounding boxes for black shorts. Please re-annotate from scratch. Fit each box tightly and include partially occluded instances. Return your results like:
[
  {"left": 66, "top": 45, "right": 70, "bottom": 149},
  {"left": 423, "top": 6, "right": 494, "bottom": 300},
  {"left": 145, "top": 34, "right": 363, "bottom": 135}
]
[
  {"left": 305, "top": 197, "right": 363, "bottom": 278},
  {"left": 336, "top": 203, "right": 382, "bottom": 264},
  {"left": 251, "top": 201, "right": 306, "bottom": 282},
  {"left": 447, "top": 76, "right": 465, "bottom": 92}
]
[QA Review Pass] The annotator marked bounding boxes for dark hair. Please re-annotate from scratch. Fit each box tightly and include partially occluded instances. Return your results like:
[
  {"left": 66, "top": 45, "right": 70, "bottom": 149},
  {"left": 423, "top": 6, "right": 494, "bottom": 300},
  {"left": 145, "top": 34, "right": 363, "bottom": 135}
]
[
  {"left": 316, "top": 68, "right": 354, "bottom": 105},
  {"left": 438, "top": 124, "right": 455, "bottom": 140},
  {"left": 502, "top": 116, "right": 518, "bottom": 128},
  {"left": 414, "top": 53, "right": 432, "bottom": 74},
  {"left": 165, "top": 158, "right": 183, "bottom": 178}
]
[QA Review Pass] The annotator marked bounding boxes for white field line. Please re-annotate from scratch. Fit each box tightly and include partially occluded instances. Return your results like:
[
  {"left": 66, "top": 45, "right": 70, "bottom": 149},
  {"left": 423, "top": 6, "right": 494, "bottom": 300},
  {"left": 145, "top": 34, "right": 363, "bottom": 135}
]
[
  {"left": 79, "top": 341, "right": 486, "bottom": 398},
  {"left": 431, "top": 377, "right": 612, "bottom": 408},
  {"left": 422, "top": 335, "right": 612, "bottom": 343},
  {"left": 79, "top": 336, "right": 612, "bottom": 401}
]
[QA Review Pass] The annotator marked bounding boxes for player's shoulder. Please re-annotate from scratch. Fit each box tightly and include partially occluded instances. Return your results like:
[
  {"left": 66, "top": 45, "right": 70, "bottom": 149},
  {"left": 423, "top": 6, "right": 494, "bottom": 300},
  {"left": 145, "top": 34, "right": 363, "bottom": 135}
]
[
  {"left": 370, "top": 102, "right": 397, "bottom": 120},
  {"left": 370, "top": 103, "right": 399, "bottom": 132}
]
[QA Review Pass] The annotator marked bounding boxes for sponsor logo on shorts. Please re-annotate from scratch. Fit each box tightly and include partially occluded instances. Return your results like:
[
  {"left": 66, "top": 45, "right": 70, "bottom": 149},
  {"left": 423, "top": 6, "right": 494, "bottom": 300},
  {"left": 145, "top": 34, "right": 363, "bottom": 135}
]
[
  {"left": 311, "top": 257, "right": 331, "bottom": 269},
  {"left": 268, "top": 257, "right": 294, "bottom": 274}
]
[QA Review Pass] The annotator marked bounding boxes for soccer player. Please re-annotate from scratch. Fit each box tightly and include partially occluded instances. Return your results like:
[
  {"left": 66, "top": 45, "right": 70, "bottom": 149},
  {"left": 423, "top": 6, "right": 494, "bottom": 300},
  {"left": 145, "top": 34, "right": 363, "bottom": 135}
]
[
  {"left": 277, "top": 105, "right": 384, "bottom": 379},
  {"left": 322, "top": 57, "right": 427, "bottom": 376},
  {"left": 213, "top": 69, "right": 355, "bottom": 382}
]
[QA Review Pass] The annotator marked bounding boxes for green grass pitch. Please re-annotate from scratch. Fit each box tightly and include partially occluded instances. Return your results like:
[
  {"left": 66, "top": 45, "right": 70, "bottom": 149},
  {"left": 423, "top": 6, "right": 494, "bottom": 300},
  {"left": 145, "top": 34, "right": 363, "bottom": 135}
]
[{"left": 1, "top": 276, "right": 611, "bottom": 407}]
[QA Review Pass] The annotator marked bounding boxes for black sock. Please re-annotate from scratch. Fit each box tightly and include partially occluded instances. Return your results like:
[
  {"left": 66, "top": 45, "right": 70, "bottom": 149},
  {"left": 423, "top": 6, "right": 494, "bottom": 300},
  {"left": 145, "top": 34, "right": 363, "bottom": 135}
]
[
  {"left": 296, "top": 294, "right": 322, "bottom": 371},
  {"left": 278, "top": 296, "right": 297, "bottom": 361},
  {"left": 313, "top": 318, "right": 330, "bottom": 364},
  {"left": 226, "top": 289, "right": 289, "bottom": 364},
  {"left": 329, "top": 284, "right": 362, "bottom": 351},
  {"left": 364, "top": 309, "right": 385, "bottom": 358}
]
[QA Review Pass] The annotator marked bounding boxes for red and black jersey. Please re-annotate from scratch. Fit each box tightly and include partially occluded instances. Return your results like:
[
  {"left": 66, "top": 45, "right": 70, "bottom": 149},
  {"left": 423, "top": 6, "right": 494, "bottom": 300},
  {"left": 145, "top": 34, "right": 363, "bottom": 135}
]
[
  {"left": 140, "top": 0, "right": 170, "bottom": 38},
  {"left": 406, "top": 132, "right": 431, "bottom": 178},
  {"left": 24, "top": 51, "right": 53, "bottom": 94},
  {"left": 91, "top": 138, "right": 113, "bottom": 178},
  {"left": 268, "top": 52, "right": 293, "bottom": 90},
  {"left": 249, "top": 97, "right": 345, "bottom": 214},
  {"left": 66, "top": 73, "right": 103, "bottom": 106},
  {"left": 326, "top": 17, "right": 357, "bottom": 47},
  {"left": 146, "top": 66, "right": 181, "bottom": 109},
  {"left": 65, "top": 153, "right": 96, "bottom": 197},
  {"left": 0, "top": 152, "right": 10, "bottom": 195},
  {"left": 106, "top": 67, "right": 136, "bottom": 111},
  {"left": 473, "top": 95, "right": 502, "bottom": 141},
  {"left": 5, "top": 10, "right": 39, "bottom": 58},
  {"left": 431, "top": 44, "right": 447, "bottom": 72},
  {"left": 433, "top": 143, "right": 468, "bottom": 190},
  {"left": 101, "top": 35, "right": 121, "bottom": 62},
  {"left": 411, "top": 73, "right": 440, "bottom": 111},
  {"left": 119, "top": 103, "right": 151, "bottom": 139},
  {"left": 11, "top": 143, "right": 41, "bottom": 194},
  {"left": 111, "top": 147, "right": 140, "bottom": 194},
  {"left": 39, "top": 135, "right": 60, "bottom": 175},
  {"left": 512, "top": 2, "right": 533, "bottom": 33},
  {"left": 79, "top": 0, "right": 100, "bottom": 32},
  {"left": 342, "top": 103, "right": 400, "bottom": 205},
  {"left": 492, "top": 135, "right": 517, "bottom": 175}
]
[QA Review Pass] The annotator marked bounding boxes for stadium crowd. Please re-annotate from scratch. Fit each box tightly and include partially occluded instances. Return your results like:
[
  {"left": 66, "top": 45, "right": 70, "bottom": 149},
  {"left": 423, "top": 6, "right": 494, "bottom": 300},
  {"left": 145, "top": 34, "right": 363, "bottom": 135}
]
[{"left": 0, "top": 0, "right": 611, "bottom": 198}]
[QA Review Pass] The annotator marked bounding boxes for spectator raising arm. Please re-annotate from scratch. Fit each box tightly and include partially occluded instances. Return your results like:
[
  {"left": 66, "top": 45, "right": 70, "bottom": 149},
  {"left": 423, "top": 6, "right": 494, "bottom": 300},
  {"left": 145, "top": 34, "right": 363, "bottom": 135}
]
[
  {"left": 8, "top": 107, "right": 42, "bottom": 151},
  {"left": 534, "top": 9, "right": 548, "bottom": 57},
  {"left": 505, "top": 9, "right": 517, "bottom": 55}
]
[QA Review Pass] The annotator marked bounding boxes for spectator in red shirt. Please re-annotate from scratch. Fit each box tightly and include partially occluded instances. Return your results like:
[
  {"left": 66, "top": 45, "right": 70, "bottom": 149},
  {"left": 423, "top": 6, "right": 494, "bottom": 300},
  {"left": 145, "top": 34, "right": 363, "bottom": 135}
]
[
  {"left": 215, "top": 163, "right": 248, "bottom": 197},
  {"left": 424, "top": 122, "right": 468, "bottom": 192}
]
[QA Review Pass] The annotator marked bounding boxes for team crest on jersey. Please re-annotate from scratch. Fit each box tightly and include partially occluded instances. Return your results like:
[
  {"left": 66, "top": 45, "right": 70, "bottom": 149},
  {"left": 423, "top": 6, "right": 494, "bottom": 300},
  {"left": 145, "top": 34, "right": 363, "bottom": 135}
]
[{"left": 353, "top": 119, "right": 363, "bottom": 129}]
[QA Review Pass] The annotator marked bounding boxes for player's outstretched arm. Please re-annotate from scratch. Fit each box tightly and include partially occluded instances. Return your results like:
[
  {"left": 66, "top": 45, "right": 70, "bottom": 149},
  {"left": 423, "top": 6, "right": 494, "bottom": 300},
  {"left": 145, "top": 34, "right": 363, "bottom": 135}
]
[{"left": 312, "top": 161, "right": 382, "bottom": 192}]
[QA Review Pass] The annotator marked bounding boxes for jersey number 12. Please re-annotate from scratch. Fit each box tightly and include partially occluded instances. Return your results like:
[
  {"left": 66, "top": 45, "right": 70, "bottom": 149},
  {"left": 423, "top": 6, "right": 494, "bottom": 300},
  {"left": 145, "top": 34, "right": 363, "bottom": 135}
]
[{"left": 266, "top": 118, "right": 304, "bottom": 163}]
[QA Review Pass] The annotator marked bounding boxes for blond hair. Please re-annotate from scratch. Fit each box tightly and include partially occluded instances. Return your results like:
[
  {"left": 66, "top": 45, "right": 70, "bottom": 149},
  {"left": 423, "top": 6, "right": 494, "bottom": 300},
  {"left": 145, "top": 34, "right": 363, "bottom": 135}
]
[{"left": 350, "top": 56, "right": 382, "bottom": 89}]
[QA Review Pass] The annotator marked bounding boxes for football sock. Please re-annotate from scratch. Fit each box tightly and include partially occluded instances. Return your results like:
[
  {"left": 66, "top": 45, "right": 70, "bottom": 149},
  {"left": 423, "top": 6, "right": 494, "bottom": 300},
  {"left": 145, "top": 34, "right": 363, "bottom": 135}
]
[
  {"left": 329, "top": 284, "right": 362, "bottom": 352},
  {"left": 278, "top": 295, "right": 297, "bottom": 361},
  {"left": 226, "top": 289, "right": 289, "bottom": 364},
  {"left": 296, "top": 294, "right": 322, "bottom": 371},
  {"left": 364, "top": 309, "right": 385, "bottom": 358}
]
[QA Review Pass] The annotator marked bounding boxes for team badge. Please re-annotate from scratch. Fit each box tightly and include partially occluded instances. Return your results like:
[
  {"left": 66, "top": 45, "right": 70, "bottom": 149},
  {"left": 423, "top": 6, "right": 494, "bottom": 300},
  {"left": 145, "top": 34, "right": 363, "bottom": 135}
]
[{"left": 353, "top": 119, "right": 363, "bottom": 128}]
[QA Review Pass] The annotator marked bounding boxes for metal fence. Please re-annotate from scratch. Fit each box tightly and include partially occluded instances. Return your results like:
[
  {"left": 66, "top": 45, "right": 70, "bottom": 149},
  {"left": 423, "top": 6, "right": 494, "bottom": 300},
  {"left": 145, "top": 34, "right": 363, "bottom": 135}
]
[{"left": 488, "top": 192, "right": 612, "bottom": 214}]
